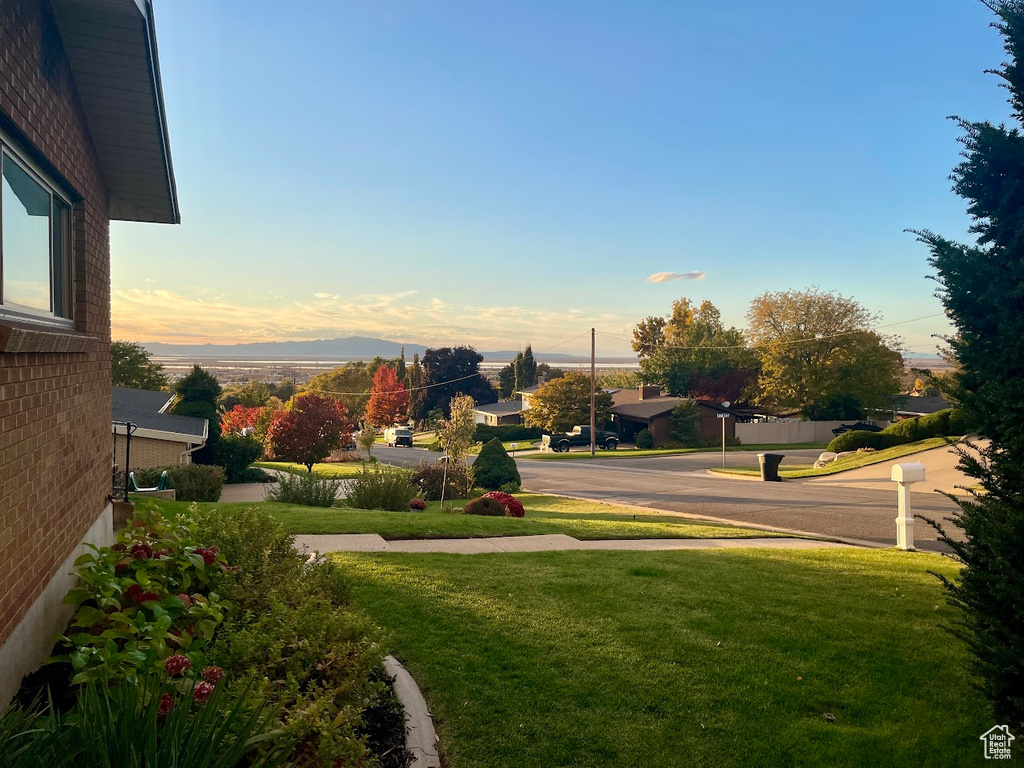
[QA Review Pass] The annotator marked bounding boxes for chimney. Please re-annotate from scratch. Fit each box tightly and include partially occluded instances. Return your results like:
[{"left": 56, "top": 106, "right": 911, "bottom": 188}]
[
  {"left": 537, "top": 375, "right": 547, "bottom": 386},
  {"left": 639, "top": 384, "right": 661, "bottom": 400}
]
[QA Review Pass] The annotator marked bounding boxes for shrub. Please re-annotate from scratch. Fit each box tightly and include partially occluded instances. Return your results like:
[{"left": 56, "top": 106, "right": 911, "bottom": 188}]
[
  {"left": 345, "top": 464, "right": 417, "bottom": 511},
  {"left": 134, "top": 464, "right": 224, "bottom": 502},
  {"left": 237, "top": 466, "right": 278, "bottom": 483},
  {"left": 482, "top": 491, "right": 525, "bottom": 517},
  {"left": 826, "top": 430, "right": 910, "bottom": 453},
  {"left": 472, "top": 439, "right": 521, "bottom": 491},
  {"left": 463, "top": 496, "right": 507, "bottom": 516},
  {"left": 183, "top": 505, "right": 383, "bottom": 766},
  {"left": 409, "top": 498, "right": 426, "bottom": 511},
  {"left": 634, "top": 429, "right": 654, "bottom": 449},
  {"left": 49, "top": 508, "right": 230, "bottom": 685},
  {"left": 472, "top": 424, "right": 543, "bottom": 443},
  {"left": 412, "top": 461, "right": 475, "bottom": 500},
  {"left": 265, "top": 472, "right": 342, "bottom": 507},
  {"left": 214, "top": 434, "right": 264, "bottom": 483}
]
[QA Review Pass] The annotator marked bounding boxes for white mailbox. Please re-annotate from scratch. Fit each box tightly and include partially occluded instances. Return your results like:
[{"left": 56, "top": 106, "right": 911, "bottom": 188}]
[
  {"left": 891, "top": 463, "right": 926, "bottom": 484},
  {"left": 891, "top": 462, "right": 927, "bottom": 551}
]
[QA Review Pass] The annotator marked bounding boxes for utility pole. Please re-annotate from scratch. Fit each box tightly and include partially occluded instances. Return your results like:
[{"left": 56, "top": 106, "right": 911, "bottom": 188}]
[{"left": 590, "top": 328, "right": 596, "bottom": 456}]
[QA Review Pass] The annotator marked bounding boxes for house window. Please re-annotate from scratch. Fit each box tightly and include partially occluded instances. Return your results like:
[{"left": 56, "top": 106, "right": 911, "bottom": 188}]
[{"left": 0, "top": 138, "right": 74, "bottom": 322}]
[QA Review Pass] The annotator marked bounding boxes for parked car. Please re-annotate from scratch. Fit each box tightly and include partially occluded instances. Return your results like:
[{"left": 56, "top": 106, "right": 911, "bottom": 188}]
[
  {"left": 384, "top": 426, "right": 413, "bottom": 447},
  {"left": 541, "top": 425, "right": 618, "bottom": 452},
  {"left": 339, "top": 432, "right": 358, "bottom": 451}
]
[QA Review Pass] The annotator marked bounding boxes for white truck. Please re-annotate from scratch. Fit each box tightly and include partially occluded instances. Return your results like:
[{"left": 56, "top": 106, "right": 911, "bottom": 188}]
[{"left": 383, "top": 426, "right": 413, "bottom": 447}]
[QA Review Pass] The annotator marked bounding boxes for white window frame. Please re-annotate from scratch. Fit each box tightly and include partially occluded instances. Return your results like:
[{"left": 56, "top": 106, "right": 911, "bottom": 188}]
[{"left": 0, "top": 127, "right": 75, "bottom": 328}]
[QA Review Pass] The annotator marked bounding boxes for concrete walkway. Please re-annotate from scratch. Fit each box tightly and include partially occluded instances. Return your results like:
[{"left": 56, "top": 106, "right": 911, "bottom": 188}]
[{"left": 294, "top": 533, "right": 858, "bottom": 555}]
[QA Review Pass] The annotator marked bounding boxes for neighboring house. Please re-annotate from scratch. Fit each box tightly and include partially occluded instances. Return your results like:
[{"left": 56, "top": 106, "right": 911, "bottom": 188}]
[
  {"left": 0, "top": 0, "right": 178, "bottom": 707},
  {"left": 473, "top": 400, "right": 525, "bottom": 426},
  {"left": 610, "top": 385, "right": 739, "bottom": 447},
  {"left": 514, "top": 375, "right": 550, "bottom": 410},
  {"left": 112, "top": 387, "right": 207, "bottom": 470}
]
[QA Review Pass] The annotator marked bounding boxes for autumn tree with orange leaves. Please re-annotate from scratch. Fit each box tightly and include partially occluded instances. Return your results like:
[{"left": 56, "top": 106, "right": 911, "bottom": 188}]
[{"left": 365, "top": 365, "right": 410, "bottom": 428}]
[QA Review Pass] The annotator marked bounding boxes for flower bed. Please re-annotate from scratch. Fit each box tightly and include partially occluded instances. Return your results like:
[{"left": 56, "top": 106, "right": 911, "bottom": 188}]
[{"left": 5, "top": 504, "right": 399, "bottom": 767}]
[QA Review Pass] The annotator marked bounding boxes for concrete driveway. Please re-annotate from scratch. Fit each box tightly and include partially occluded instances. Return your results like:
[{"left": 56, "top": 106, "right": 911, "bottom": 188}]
[
  {"left": 803, "top": 441, "right": 979, "bottom": 495},
  {"left": 516, "top": 449, "right": 962, "bottom": 552}
]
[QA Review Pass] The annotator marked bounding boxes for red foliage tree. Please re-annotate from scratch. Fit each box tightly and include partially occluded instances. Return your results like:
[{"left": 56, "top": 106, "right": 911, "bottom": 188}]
[
  {"left": 221, "top": 405, "right": 263, "bottom": 436},
  {"left": 365, "top": 365, "right": 410, "bottom": 428},
  {"left": 267, "top": 394, "right": 351, "bottom": 472}
]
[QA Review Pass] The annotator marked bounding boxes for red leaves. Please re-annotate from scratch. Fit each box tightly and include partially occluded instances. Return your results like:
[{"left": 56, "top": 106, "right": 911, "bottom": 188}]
[{"left": 365, "top": 365, "right": 410, "bottom": 428}]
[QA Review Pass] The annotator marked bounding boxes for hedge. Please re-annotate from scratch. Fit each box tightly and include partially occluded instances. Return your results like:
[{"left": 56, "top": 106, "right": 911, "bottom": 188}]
[
  {"left": 826, "top": 430, "right": 911, "bottom": 453},
  {"left": 472, "top": 424, "right": 543, "bottom": 443},
  {"left": 133, "top": 464, "right": 224, "bottom": 502}
]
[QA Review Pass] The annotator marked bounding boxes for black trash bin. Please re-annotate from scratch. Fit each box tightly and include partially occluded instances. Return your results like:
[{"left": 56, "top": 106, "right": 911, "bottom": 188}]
[{"left": 758, "top": 453, "right": 785, "bottom": 481}]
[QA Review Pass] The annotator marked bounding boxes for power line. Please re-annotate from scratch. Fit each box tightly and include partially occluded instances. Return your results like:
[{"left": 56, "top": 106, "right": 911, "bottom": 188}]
[{"left": 299, "top": 332, "right": 592, "bottom": 396}]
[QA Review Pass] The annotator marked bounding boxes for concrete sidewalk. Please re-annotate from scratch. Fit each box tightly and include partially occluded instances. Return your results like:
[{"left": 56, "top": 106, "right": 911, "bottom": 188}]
[{"left": 294, "top": 533, "right": 859, "bottom": 555}]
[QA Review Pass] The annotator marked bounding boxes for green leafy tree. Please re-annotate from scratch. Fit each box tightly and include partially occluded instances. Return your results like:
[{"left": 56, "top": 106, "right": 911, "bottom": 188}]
[
  {"left": 523, "top": 372, "right": 613, "bottom": 433},
  {"left": 171, "top": 366, "right": 221, "bottom": 464},
  {"left": 912, "top": 0, "right": 1024, "bottom": 728},
  {"left": 599, "top": 370, "right": 642, "bottom": 389},
  {"left": 636, "top": 298, "right": 756, "bottom": 401},
  {"left": 307, "top": 363, "right": 373, "bottom": 422},
  {"left": 420, "top": 347, "right": 497, "bottom": 418},
  {"left": 746, "top": 288, "right": 903, "bottom": 416},
  {"left": 111, "top": 341, "right": 167, "bottom": 390},
  {"left": 435, "top": 394, "right": 477, "bottom": 464}
]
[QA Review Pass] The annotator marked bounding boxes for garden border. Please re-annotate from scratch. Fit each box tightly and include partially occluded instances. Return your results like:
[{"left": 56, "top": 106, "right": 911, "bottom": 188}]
[{"left": 384, "top": 655, "right": 441, "bottom": 768}]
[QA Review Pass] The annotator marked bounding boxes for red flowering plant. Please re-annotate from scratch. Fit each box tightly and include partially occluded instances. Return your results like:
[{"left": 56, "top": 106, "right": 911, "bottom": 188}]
[
  {"left": 482, "top": 491, "right": 526, "bottom": 517},
  {"left": 50, "top": 508, "right": 232, "bottom": 685},
  {"left": 408, "top": 498, "right": 427, "bottom": 511}
]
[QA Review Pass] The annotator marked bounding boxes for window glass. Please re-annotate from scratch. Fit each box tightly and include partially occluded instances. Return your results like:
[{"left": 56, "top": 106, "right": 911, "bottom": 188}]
[{"left": 2, "top": 153, "right": 52, "bottom": 314}]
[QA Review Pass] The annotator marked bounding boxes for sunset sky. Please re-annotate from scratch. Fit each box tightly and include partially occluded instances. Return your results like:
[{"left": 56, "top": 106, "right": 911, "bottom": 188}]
[{"left": 110, "top": 0, "right": 1008, "bottom": 357}]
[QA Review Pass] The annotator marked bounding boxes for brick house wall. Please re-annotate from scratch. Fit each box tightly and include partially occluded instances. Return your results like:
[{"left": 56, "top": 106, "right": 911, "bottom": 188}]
[
  {"left": 0, "top": 0, "right": 113, "bottom": 653},
  {"left": 114, "top": 436, "right": 192, "bottom": 471}
]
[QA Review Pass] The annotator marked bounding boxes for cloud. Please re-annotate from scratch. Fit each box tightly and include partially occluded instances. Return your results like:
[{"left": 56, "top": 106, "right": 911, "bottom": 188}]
[
  {"left": 110, "top": 288, "right": 640, "bottom": 355},
  {"left": 646, "top": 271, "right": 707, "bottom": 283}
]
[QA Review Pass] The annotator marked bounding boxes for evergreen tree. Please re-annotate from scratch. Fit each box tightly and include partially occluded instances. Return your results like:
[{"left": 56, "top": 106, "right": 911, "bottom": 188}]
[
  {"left": 171, "top": 366, "right": 222, "bottom": 464},
  {"left": 408, "top": 353, "right": 425, "bottom": 421},
  {"left": 396, "top": 347, "right": 407, "bottom": 383},
  {"left": 913, "top": 0, "right": 1024, "bottom": 728},
  {"left": 522, "top": 345, "right": 537, "bottom": 386},
  {"left": 497, "top": 362, "right": 517, "bottom": 398},
  {"left": 513, "top": 352, "right": 526, "bottom": 394}
]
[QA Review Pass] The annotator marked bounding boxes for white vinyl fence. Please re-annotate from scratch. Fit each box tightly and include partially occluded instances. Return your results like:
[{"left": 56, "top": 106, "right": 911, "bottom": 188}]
[{"left": 735, "top": 420, "right": 891, "bottom": 445}]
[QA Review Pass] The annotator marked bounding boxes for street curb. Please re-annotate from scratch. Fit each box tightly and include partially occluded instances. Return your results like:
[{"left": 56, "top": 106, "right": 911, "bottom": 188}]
[
  {"left": 520, "top": 489, "right": 889, "bottom": 550},
  {"left": 384, "top": 655, "right": 441, "bottom": 768}
]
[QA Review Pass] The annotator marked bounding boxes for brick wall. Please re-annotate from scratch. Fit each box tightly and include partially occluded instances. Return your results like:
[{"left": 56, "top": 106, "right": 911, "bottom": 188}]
[
  {"left": 0, "top": 0, "right": 112, "bottom": 649},
  {"left": 114, "top": 436, "right": 192, "bottom": 472}
]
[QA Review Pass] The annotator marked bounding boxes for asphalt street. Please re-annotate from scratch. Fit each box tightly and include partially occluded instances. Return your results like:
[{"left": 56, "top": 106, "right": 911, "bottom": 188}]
[
  {"left": 515, "top": 450, "right": 961, "bottom": 552},
  {"left": 371, "top": 445, "right": 961, "bottom": 552}
]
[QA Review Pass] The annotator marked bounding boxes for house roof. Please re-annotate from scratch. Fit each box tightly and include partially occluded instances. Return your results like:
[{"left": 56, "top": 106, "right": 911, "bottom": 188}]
[
  {"left": 50, "top": 0, "right": 179, "bottom": 224},
  {"left": 611, "top": 396, "right": 685, "bottom": 421},
  {"left": 112, "top": 387, "right": 206, "bottom": 441},
  {"left": 893, "top": 395, "right": 950, "bottom": 416},
  {"left": 474, "top": 400, "right": 525, "bottom": 416},
  {"left": 515, "top": 385, "right": 541, "bottom": 396}
]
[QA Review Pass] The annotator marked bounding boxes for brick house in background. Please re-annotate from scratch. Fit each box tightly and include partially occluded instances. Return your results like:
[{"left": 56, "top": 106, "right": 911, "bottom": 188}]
[{"left": 0, "top": 0, "right": 178, "bottom": 706}]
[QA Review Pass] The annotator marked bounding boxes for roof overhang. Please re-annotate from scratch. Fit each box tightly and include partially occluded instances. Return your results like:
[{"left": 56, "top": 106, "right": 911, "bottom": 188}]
[
  {"left": 112, "top": 423, "right": 205, "bottom": 444},
  {"left": 50, "top": 0, "right": 179, "bottom": 224}
]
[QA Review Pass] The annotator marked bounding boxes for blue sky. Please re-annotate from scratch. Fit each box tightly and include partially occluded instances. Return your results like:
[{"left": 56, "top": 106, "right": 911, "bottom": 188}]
[{"left": 110, "top": 0, "right": 1009, "bottom": 356}]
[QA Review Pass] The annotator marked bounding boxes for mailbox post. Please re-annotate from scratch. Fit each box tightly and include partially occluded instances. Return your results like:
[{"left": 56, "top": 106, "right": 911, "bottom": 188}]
[{"left": 891, "top": 462, "right": 926, "bottom": 551}]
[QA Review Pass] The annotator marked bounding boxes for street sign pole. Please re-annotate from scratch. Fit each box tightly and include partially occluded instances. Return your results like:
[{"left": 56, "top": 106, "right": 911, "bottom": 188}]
[{"left": 718, "top": 401, "right": 732, "bottom": 468}]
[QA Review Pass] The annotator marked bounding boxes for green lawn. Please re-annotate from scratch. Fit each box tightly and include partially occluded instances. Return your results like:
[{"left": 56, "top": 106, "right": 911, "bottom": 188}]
[
  {"left": 711, "top": 438, "right": 954, "bottom": 479},
  {"left": 254, "top": 460, "right": 369, "bottom": 477},
  {"left": 332, "top": 548, "right": 989, "bottom": 767},
  {"left": 133, "top": 493, "right": 778, "bottom": 541},
  {"left": 524, "top": 442, "right": 829, "bottom": 460}
]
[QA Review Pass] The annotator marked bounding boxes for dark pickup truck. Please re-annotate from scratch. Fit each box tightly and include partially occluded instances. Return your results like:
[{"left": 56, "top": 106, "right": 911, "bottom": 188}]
[{"left": 541, "top": 426, "right": 618, "bottom": 452}]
